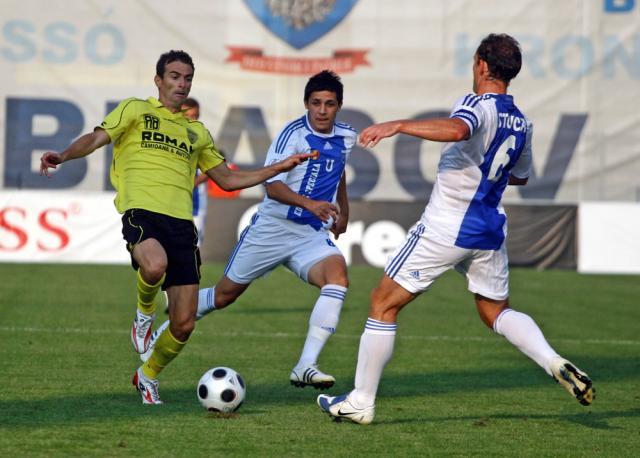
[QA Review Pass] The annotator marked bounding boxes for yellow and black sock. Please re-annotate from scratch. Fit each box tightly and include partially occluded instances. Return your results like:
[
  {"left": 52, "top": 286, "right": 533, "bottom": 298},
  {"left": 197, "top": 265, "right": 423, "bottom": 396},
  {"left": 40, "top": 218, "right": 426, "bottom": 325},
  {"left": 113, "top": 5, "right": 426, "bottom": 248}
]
[
  {"left": 136, "top": 270, "right": 165, "bottom": 315},
  {"left": 142, "top": 328, "right": 187, "bottom": 379}
]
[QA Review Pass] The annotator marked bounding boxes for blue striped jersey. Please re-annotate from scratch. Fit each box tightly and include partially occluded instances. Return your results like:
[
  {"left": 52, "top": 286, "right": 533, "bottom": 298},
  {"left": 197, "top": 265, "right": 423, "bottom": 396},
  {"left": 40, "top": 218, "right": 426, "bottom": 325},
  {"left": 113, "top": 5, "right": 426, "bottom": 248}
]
[
  {"left": 257, "top": 113, "right": 356, "bottom": 230},
  {"left": 422, "top": 93, "right": 533, "bottom": 250}
]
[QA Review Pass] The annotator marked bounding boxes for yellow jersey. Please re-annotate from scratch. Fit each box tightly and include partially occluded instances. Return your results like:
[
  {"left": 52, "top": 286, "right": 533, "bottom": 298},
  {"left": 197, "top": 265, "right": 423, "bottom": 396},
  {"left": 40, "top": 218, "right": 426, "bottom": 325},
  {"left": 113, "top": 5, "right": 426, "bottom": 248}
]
[{"left": 100, "top": 97, "right": 224, "bottom": 220}]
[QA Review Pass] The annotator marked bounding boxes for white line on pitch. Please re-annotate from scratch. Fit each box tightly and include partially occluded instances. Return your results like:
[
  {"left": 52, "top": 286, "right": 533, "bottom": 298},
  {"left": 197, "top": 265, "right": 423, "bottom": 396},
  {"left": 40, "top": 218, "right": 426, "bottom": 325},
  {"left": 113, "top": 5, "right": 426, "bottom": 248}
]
[{"left": 1, "top": 325, "right": 639, "bottom": 347}]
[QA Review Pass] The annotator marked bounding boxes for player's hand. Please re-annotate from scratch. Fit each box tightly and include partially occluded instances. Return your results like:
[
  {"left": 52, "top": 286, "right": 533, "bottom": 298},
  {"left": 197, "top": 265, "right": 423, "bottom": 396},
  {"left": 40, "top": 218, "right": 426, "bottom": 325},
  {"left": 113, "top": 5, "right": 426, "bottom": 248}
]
[
  {"left": 40, "top": 152, "right": 64, "bottom": 177},
  {"left": 359, "top": 121, "right": 402, "bottom": 148},
  {"left": 307, "top": 200, "right": 338, "bottom": 225},
  {"left": 331, "top": 213, "right": 348, "bottom": 239},
  {"left": 276, "top": 152, "right": 317, "bottom": 172}
]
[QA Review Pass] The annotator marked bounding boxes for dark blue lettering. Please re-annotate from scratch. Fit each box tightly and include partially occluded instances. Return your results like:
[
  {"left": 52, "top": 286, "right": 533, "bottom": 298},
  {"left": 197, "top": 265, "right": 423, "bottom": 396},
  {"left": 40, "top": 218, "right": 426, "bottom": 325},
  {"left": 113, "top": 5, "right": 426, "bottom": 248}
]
[
  {"left": 519, "top": 114, "right": 587, "bottom": 199},
  {"left": 394, "top": 110, "right": 449, "bottom": 199},
  {"left": 4, "top": 98, "right": 85, "bottom": 189},
  {"left": 337, "top": 109, "right": 380, "bottom": 199}
]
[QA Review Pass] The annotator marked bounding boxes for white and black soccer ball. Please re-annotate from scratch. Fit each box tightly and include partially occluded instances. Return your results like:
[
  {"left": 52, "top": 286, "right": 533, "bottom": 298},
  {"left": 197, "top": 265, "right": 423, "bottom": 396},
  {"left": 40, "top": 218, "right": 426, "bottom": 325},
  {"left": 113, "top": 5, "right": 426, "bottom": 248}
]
[{"left": 197, "top": 367, "right": 246, "bottom": 412}]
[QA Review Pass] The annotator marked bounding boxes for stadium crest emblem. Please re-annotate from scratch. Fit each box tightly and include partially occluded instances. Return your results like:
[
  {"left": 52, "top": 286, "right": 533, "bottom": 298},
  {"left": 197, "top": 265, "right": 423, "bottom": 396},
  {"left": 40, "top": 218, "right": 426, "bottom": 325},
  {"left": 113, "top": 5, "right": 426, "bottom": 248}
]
[
  {"left": 228, "top": 0, "right": 368, "bottom": 75},
  {"left": 243, "top": 0, "right": 359, "bottom": 50}
]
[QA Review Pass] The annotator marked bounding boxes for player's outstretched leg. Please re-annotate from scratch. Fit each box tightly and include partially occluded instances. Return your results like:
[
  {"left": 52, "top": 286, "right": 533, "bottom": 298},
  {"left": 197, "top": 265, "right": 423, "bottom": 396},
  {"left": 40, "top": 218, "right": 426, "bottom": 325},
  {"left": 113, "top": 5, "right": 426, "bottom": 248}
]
[
  {"left": 317, "top": 393, "right": 375, "bottom": 425},
  {"left": 493, "top": 308, "right": 594, "bottom": 406},
  {"left": 549, "top": 357, "right": 595, "bottom": 406}
]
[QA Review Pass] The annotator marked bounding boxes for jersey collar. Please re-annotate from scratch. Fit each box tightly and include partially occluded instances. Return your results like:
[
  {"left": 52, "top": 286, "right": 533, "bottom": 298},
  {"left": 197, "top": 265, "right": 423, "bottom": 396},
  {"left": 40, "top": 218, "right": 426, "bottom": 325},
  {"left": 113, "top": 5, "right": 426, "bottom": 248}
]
[{"left": 147, "top": 97, "right": 183, "bottom": 117}]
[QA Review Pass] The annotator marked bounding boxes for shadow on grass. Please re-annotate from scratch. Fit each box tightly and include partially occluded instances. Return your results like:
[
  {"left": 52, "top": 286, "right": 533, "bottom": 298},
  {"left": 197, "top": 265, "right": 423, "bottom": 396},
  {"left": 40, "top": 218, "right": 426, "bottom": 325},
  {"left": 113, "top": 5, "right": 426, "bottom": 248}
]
[
  {"left": 1, "top": 355, "right": 637, "bottom": 429},
  {"left": 375, "top": 408, "right": 640, "bottom": 430}
]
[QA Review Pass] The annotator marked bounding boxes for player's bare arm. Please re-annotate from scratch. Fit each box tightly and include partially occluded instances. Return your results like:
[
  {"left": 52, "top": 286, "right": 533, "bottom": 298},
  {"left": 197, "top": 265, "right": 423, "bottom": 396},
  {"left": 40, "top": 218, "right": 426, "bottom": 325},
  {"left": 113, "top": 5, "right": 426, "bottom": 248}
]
[
  {"left": 194, "top": 173, "right": 209, "bottom": 187},
  {"left": 331, "top": 174, "right": 349, "bottom": 239},
  {"left": 205, "top": 152, "right": 315, "bottom": 191},
  {"left": 40, "top": 128, "right": 111, "bottom": 177},
  {"left": 265, "top": 180, "right": 338, "bottom": 224},
  {"left": 359, "top": 117, "right": 470, "bottom": 148}
]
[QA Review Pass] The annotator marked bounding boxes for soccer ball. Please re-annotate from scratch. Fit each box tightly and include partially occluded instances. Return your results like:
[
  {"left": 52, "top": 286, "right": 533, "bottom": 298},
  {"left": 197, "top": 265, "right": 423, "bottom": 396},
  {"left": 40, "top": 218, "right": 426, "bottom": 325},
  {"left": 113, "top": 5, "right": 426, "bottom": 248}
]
[{"left": 197, "top": 367, "right": 246, "bottom": 412}]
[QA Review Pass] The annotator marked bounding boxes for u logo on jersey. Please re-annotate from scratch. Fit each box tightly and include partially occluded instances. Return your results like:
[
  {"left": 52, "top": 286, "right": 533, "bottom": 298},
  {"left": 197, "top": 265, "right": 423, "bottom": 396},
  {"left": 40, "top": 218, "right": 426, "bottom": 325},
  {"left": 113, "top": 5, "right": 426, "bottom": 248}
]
[{"left": 325, "top": 159, "right": 335, "bottom": 172}]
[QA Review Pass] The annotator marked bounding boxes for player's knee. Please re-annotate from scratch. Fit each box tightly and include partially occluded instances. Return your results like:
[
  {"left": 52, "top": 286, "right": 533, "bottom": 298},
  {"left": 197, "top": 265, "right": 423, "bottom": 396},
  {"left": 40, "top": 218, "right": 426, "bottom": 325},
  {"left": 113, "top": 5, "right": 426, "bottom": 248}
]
[
  {"left": 330, "top": 274, "right": 349, "bottom": 288},
  {"left": 171, "top": 318, "right": 195, "bottom": 341},
  {"left": 141, "top": 260, "right": 167, "bottom": 283},
  {"left": 475, "top": 294, "right": 509, "bottom": 329},
  {"left": 369, "top": 289, "right": 399, "bottom": 322}
]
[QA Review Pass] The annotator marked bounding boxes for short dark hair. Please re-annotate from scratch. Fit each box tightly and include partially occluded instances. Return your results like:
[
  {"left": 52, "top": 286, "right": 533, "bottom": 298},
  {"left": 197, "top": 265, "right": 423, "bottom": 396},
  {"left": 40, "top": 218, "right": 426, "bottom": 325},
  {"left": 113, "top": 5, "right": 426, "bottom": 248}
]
[
  {"left": 156, "top": 50, "right": 194, "bottom": 77},
  {"left": 182, "top": 97, "right": 199, "bottom": 108},
  {"left": 476, "top": 34, "right": 522, "bottom": 84},
  {"left": 304, "top": 70, "right": 343, "bottom": 105}
]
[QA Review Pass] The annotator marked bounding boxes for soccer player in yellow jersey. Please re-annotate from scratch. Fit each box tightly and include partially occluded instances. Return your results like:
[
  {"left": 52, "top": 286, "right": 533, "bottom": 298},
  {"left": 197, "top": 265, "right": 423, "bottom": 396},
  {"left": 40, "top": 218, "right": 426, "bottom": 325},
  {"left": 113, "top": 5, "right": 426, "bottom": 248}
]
[{"left": 40, "top": 50, "right": 313, "bottom": 405}]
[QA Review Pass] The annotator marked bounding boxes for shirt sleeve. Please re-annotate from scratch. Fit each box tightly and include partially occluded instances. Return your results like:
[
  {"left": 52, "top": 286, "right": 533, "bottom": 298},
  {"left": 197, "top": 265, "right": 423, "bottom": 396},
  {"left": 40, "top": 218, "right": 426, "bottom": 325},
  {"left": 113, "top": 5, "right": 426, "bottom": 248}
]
[
  {"left": 198, "top": 129, "right": 226, "bottom": 173},
  {"left": 511, "top": 116, "right": 533, "bottom": 179},
  {"left": 450, "top": 94, "right": 485, "bottom": 136},
  {"left": 264, "top": 125, "right": 305, "bottom": 184},
  {"left": 98, "top": 97, "right": 138, "bottom": 142},
  {"left": 343, "top": 128, "right": 357, "bottom": 162}
]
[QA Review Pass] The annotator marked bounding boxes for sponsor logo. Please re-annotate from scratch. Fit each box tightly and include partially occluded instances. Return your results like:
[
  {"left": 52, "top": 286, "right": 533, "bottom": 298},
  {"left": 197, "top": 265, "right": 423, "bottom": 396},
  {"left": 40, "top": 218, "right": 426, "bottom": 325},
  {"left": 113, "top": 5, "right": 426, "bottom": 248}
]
[
  {"left": 228, "top": 0, "right": 368, "bottom": 75},
  {"left": 141, "top": 131, "right": 193, "bottom": 159},
  {"left": 186, "top": 128, "right": 198, "bottom": 144},
  {"left": 0, "top": 206, "right": 73, "bottom": 252},
  {"left": 144, "top": 114, "right": 160, "bottom": 130}
]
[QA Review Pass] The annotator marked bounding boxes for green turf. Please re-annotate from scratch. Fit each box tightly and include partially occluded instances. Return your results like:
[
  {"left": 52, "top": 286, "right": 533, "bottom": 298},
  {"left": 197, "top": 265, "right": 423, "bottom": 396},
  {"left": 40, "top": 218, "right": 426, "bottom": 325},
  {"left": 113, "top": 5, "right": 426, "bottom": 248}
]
[{"left": 1, "top": 263, "right": 638, "bottom": 457}]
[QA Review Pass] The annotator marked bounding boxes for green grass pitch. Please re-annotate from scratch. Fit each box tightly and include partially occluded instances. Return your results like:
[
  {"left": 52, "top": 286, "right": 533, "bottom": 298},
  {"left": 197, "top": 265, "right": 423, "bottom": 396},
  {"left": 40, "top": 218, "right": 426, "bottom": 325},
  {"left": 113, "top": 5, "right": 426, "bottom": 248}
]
[{"left": 1, "top": 263, "right": 639, "bottom": 456}]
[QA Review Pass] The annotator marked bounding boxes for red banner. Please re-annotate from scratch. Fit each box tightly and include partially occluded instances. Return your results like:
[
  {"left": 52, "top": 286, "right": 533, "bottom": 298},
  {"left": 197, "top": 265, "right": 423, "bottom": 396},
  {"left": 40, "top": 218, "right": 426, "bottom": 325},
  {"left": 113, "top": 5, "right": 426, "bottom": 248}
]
[{"left": 225, "top": 47, "right": 370, "bottom": 75}]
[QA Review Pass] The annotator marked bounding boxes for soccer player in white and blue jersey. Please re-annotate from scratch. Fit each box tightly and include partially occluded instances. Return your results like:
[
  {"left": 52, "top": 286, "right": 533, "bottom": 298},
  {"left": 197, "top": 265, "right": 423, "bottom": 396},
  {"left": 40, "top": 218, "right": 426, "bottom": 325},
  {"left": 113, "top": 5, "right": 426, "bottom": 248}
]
[
  {"left": 144, "top": 71, "right": 356, "bottom": 388},
  {"left": 317, "top": 34, "right": 594, "bottom": 424}
]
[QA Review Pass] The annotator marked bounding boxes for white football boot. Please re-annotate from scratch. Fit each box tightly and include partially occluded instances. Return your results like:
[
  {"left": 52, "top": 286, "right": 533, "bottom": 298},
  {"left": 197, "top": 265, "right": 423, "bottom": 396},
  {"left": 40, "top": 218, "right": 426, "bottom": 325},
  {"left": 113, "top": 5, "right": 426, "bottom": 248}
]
[
  {"left": 317, "top": 393, "right": 375, "bottom": 425},
  {"left": 132, "top": 367, "right": 163, "bottom": 405},
  {"left": 549, "top": 357, "right": 595, "bottom": 406},
  {"left": 290, "top": 364, "right": 335, "bottom": 389},
  {"left": 131, "top": 309, "right": 155, "bottom": 354}
]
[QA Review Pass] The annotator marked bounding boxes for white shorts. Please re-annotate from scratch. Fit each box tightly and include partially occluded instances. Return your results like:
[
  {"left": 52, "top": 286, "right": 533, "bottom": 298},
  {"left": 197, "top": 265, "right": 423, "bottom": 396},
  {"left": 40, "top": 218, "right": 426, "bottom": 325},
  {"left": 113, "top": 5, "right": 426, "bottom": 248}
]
[
  {"left": 384, "top": 221, "right": 509, "bottom": 300},
  {"left": 224, "top": 213, "right": 343, "bottom": 284}
]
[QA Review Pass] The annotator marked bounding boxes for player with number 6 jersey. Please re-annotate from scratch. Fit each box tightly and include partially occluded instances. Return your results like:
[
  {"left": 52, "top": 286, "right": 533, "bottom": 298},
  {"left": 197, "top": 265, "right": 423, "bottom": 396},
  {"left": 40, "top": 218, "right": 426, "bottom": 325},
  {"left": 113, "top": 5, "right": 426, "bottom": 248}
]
[
  {"left": 317, "top": 34, "right": 593, "bottom": 425},
  {"left": 424, "top": 92, "right": 531, "bottom": 252}
]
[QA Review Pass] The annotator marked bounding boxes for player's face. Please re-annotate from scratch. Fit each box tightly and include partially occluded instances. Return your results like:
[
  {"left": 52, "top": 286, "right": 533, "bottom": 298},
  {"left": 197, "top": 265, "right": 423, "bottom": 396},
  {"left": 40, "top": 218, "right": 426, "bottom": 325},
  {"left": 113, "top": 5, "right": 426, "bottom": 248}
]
[
  {"left": 155, "top": 61, "right": 194, "bottom": 112},
  {"left": 305, "top": 90, "right": 341, "bottom": 134}
]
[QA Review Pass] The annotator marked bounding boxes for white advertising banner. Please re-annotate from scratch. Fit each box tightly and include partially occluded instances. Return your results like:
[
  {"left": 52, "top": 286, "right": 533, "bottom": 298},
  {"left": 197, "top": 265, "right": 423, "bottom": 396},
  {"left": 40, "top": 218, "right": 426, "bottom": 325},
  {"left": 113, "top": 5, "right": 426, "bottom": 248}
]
[
  {"left": 0, "top": 191, "right": 128, "bottom": 263},
  {"left": 0, "top": 0, "right": 639, "bottom": 203},
  {"left": 578, "top": 202, "right": 640, "bottom": 274}
]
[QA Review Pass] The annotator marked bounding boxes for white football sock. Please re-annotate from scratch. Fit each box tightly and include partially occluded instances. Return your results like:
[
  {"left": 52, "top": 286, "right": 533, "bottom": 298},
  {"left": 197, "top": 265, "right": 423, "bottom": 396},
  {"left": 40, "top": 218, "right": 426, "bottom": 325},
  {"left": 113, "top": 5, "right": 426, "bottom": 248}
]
[
  {"left": 296, "top": 284, "right": 346, "bottom": 367},
  {"left": 350, "top": 318, "right": 397, "bottom": 408},
  {"left": 196, "top": 287, "right": 217, "bottom": 320},
  {"left": 493, "top": 308, "right": 559, "bottom": 375}
]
